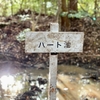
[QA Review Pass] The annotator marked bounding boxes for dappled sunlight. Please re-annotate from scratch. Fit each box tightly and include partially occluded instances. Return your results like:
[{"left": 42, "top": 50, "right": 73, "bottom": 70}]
[
  {"left": 0, "top": 75, "right": 23, "bottom": 97},
  {"left": 0, "top": 75, "right": 15, "bottom": 90}
]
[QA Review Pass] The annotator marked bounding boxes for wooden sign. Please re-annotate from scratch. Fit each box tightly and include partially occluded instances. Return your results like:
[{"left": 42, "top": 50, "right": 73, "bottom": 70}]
[
  {"left": 25, "top": 32, "right": 84, "bottom": 53},
  {"left": 25, "top": 23, "right": 84, "bottom": 100}
]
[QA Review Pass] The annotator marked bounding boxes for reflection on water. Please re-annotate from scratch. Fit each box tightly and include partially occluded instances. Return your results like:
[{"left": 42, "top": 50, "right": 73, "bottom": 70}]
[
  {"left": 57, "top": 65, "right": 100, "bottom": 100},
  {"left": 58, "top": 65, "right": 88, "bottom": 74},
  {"left": 0, "top": 64, "right": 100, "bottom": 100}
]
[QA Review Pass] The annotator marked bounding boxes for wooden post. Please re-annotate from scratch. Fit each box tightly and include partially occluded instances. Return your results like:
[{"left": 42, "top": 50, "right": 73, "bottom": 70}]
[{"left": 48, "top": 23, "right": 59, "bottom": 100}]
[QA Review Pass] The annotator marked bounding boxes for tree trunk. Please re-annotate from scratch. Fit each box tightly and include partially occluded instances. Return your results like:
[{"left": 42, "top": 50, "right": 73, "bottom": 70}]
[
  {"left": 68, "top": 0, "right": 78, "bottom": 11},
  {"left": 61, "top": 0, "right": 70, "bottom": 31},
  {"left": 10, "top": 0, "right": 13, "bottom": 16},
  {"left": 94, "top": 0, "right": 97, "bottom": 18},
  {"left": 44, "top": 0, "right": 47, "bottom": 14}
]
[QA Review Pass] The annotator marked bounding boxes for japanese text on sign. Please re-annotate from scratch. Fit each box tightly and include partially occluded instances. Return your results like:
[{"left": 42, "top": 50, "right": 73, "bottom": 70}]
[{"left": 38, "top": 41, "right": 71, "bottom": 48}]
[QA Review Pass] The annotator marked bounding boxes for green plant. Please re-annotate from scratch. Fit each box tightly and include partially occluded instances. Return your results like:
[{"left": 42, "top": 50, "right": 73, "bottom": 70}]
[
  {"left": 68, "top": 11, "right": 90, "bottom": 18},
  {"left": 16, "top": 28, "right": 31, "bottom": 42}
]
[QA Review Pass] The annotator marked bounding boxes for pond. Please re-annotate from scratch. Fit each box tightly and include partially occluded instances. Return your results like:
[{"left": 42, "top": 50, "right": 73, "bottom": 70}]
[{"left": 0, "top": 62, "right": 100, "bottom": 100}]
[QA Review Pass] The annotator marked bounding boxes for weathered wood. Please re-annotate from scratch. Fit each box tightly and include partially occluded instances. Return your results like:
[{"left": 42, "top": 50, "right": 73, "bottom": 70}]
[
  {"left": 25, "top": 32, "right": 84, "bottom": 53},
  {"left": 48, "top": 54, "right": 58, "bottom": 100},
  {"left": 48, "top": 23, "right": 58, "bottom": 100}
]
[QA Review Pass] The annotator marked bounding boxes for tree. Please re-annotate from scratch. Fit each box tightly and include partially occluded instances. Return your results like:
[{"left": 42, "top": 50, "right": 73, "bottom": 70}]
[
  {"left": 58, "top": 0, "right": 78, "bottom": 31},
  {"left": 68, "top": 0, "right": 78, "bottom": 11},
  {"left": 60, "top": 0, "right": 70, "bottom": 31}
]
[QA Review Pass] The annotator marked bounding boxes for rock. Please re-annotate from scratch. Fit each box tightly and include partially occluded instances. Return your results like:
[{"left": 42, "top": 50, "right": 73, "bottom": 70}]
[{"left": 34, "top": 63, "right": 46, "bottom": 69}]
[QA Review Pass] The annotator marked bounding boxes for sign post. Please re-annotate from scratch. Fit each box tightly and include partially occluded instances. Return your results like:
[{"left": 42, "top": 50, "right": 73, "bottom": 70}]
[
  {"left": 25, "top": 23, "right": 84, "bottom": 100},
  {"left": 48, "top": 23, "right": 59, "bottom": 100}
]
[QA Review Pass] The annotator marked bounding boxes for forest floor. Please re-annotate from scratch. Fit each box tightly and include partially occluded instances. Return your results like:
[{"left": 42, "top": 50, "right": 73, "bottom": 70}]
[{"left": 0, "top": 10, "right": 100, "bottom": 100}]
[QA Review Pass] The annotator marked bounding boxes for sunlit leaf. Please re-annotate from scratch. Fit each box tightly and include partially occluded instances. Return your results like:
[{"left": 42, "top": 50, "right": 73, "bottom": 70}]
[{"left": 60, "top": 12, "right": 68, "bottom": 17}]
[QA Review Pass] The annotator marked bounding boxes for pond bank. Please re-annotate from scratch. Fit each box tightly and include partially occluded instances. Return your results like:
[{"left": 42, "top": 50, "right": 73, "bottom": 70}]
[{"left": 0, "top": 63, "right": 100, "bottom": 100}]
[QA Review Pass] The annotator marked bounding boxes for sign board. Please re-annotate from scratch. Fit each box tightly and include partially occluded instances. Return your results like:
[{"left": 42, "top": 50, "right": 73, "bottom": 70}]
[{"left": 25, "top": 32, "right": 84, "bottom": 53}]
